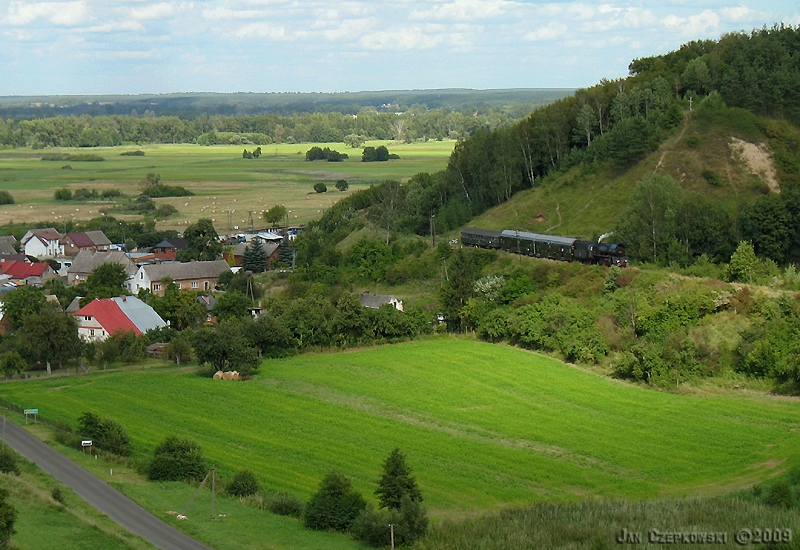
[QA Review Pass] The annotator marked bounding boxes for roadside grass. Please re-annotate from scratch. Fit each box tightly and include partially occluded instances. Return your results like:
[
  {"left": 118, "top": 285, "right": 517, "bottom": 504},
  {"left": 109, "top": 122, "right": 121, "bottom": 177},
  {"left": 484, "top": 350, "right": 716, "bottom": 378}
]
[
  {"left": 0, "top": 452, "right": 155, "bottom": 549},
  {"left": 0, "top": 140, "right": 453, "bottom": 232},
  {"left": 2, "top": 339, "right": 798, "bottom": 522}
]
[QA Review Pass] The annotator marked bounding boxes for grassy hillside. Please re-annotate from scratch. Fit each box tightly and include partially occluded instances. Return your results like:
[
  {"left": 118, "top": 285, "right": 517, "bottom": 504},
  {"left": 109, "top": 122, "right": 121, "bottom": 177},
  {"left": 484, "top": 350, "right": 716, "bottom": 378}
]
[
  {"left": 470, "top": 108, "right": 780, "bottom": 241},
  {"left": 3, "top": 339, "right": 798, "bottom": 518}
]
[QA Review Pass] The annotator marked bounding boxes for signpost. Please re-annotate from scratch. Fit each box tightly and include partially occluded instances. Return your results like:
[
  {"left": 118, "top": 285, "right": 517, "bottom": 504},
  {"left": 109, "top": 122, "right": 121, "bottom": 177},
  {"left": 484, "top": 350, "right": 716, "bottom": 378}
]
[
  {"left": 81, "top": 440, "right": 92, "bottom": 453},
  {"left": 23, "top": 408, "right": 38, "bottom": 424}
]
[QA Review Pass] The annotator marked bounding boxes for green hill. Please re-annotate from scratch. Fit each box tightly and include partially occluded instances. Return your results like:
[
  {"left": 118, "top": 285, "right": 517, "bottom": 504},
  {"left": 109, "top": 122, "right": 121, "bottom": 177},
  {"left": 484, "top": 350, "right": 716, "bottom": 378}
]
[{"left": 3, "top": 339, "right": 798, "bottom": 518}]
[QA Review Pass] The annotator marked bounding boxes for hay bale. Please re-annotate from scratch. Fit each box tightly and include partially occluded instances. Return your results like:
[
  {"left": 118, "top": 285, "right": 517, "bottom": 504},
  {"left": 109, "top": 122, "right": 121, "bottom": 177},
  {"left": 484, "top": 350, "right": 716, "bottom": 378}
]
[
  {"left": 213, "top": 371, "right": 224, "bottom": 380},
  {"left": 231, "top": 371, "right": 241, "bottom": 381},
  {"left": 222, "top": 371, "right": 234, "bottom": 381}
]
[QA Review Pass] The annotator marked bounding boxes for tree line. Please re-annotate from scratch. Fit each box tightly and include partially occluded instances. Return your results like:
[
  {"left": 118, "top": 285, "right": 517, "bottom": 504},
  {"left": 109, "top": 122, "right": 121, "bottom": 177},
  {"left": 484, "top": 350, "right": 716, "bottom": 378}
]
[{"left": 0, "top": 107, "right": 523, "bottom": 149}]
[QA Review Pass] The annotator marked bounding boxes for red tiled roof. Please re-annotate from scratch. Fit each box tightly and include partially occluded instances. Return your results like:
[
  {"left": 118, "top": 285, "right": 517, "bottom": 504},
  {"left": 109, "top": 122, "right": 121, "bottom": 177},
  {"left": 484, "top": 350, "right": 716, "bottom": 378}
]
[
  {"left": 0, "top": 260, "right": 49, "bottom": 279},
  {"left": 74, "top": 298, "right": 141, "bottom": 336}
]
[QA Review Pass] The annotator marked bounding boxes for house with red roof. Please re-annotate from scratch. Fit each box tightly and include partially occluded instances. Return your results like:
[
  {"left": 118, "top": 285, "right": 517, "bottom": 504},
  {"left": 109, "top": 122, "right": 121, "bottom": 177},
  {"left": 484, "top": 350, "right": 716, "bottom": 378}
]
[
  {"left": 74, "top": 296, "right": 166, "bottom": 342},
  {"left": 0, "top": 260, "right": 57, "bottom": 284}
]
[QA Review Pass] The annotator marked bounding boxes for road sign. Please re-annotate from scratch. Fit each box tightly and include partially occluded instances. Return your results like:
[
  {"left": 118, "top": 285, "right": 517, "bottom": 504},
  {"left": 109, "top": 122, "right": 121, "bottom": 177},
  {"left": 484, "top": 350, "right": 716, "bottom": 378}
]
[
  {"left": 24, "top": 409, "right": 38, "bottom": 415},
  {"left": 81, "top": 440, "right": 93, "bottom": 447}
]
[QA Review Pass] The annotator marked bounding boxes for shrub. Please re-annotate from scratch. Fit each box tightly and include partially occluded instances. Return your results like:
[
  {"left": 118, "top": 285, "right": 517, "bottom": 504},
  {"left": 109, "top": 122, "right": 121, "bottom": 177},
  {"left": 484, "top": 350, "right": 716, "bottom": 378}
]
[
  {"left": 335, "top": 179, "right": 349, "bottom": 192},
  {"left": 313, "top": 182, "right": 328, "bottom": 193},
  {"left": 0, "top": 191, "right": 13, "bottom": 205},
  {"left": 51, "top": 485, "right": 66, "bottom": 505},
  {"left": 146, "top": 436, "right": 206, "bottom": 482},
  {"left": 120, "top": 150, "right": 145, "bottom": 156},
  {"left": 226, "top": 469, "right": 260, "bottom": 497},
  {"left": 54, "top": 188, "right": 73, "bottom": 201},
  {"left": 78, "top": 412, "right": 132, "bottom": 456},
  {"left": 266, "top": 491, "right": 305, "bottom": 517},
  {"left": 0, "top": 448, "right": 20, "bottom": 475},
  {"left": 701, "top": 168, "right": 723, "bottom": 187},
  {"left": 304, "top": 470, "right": 366, "bottom": 532}
]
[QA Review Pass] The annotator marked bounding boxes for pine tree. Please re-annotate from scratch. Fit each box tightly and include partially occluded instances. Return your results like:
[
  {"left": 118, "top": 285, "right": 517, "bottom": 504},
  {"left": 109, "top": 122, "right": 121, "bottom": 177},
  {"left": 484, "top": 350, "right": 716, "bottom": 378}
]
[
  {"left": 304, "top": 470, "right": 366, "bottom": 532},
  {"left": 242, "top": 239, "right": 268, "bottom": 273},
  {"left": 375, "top": 448, "right": 422, "bottom": 510}
]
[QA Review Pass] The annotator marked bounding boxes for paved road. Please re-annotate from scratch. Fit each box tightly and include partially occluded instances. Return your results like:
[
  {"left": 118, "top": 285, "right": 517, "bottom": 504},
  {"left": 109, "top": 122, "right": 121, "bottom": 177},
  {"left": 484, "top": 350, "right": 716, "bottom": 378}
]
[{"left": 1, "top": 419, "right": 214, "bottom": 550}]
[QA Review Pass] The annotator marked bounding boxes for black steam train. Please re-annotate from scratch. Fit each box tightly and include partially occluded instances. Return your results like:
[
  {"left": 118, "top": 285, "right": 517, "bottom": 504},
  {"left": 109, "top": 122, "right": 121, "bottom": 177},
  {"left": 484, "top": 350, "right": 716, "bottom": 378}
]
[{"left": 461, "top": 227, "right": 628, "bottom": 267}]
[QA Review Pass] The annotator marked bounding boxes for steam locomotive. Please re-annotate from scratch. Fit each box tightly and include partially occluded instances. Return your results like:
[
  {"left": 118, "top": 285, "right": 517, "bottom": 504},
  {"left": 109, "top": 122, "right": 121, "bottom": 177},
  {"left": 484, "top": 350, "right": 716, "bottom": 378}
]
[{"left": 460, "top": 227, "right": 628, "bottom": 267}]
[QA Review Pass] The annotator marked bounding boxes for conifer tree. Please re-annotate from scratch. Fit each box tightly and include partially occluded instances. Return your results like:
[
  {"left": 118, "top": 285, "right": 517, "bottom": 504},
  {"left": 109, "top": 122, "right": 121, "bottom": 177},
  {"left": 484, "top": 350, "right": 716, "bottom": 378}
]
[
  {"left": 242, "top": 239, "right": 268, "bottom": 273},
  {"left": 375, "top": 448, "right": 422, "bottom": 510}
]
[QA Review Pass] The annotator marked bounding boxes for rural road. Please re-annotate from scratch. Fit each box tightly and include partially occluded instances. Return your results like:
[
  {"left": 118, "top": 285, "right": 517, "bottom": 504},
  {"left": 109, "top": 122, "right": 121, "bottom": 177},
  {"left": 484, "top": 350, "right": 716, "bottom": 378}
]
[{"left": 0, "top": 419, "right": 215, "bottom": 550}]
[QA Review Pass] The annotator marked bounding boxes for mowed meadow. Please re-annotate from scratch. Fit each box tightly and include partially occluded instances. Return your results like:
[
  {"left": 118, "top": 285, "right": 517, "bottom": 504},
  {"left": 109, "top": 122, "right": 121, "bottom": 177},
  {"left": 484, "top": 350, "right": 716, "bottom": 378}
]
[
  {"left": 2, "top": 339, "right": 798, "bottom": 518},
  {"left": 0, "top": 140, "right": 454, "bottom": 232}
]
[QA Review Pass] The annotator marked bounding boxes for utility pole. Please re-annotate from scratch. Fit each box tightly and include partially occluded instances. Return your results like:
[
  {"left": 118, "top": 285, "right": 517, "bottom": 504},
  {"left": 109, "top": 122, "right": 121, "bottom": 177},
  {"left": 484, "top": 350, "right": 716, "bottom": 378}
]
[
  {"left": 2, "top": 407, "right": 6, "bottom": 450},
  {"left": 430, "top": 213, "right": 436, "bottom": 248},
  {"left": 388, "top": 524, "right": 395, "bottom": 550},
  {"left": 211, "top": 465, "right": 216, "bottom": 520}
]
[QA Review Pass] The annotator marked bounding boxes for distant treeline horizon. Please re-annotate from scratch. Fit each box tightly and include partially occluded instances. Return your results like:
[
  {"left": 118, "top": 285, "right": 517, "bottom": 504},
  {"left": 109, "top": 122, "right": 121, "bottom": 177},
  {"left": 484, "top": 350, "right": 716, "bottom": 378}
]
[{"left": 0, "top": 88, "right": 574, "bottom": 120}]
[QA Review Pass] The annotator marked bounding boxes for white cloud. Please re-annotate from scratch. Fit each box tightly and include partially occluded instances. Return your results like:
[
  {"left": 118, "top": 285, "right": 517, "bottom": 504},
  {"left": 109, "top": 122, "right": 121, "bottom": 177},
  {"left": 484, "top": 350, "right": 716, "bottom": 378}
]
[
  {"left": 202, "top": 6, "right": 262, "bottom": 20},
  {"left": 4, "top": 1, "right": 89, "bottom": 26},
  {"left": 410, "top": 0, "right": 508, "bottom": 21},
  {"left": 523, "top": 22, "right": 567, "bottom": 42},
  {"left": 234, "top": 22, "right": 287, "bottom": 39},
  {"left": 129, "top": 2, "right": 175, "bottom": 20},
  {"left": 719, "top": 6, "right": 763, "bottom": 23},
  {"left": 320, "top": 18, "right": 379, "bottom": 41},
  {"left": 661, "top": 9, "right": 721, "bottom": 38},
  {"left": 360, "top": 26, "right": 443, "bottom": 51},
  {"left": 84, "top": 20, "right": 145, "bottom": 33}
]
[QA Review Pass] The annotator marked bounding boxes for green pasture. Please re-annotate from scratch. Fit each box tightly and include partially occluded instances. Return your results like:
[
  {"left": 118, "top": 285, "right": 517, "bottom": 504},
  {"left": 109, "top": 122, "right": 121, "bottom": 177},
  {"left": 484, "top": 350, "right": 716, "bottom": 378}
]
[
  {"left": 2, "top": 339, "right": 798, "bottom": 518},
  {"left": 0, "top": 140, "right": 454, "bottom": 232}
]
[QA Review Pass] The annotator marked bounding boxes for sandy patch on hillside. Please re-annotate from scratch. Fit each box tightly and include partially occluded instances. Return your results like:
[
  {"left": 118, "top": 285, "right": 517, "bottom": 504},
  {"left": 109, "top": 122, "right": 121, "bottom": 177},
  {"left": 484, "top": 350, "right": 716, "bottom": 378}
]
[{"left": 729, "top": 137, "right": 780, "bottom": 193}]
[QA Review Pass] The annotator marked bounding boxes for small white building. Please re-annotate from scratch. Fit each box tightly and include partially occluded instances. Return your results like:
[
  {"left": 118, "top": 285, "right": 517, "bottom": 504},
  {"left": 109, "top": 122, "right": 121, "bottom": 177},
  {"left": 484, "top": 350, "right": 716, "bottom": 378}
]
[
  {"left": 358, "top": 292, "right": 404, "bottom": 311},
  {"left": 21, "top": 228, "right": 63, "bottom": 259}
]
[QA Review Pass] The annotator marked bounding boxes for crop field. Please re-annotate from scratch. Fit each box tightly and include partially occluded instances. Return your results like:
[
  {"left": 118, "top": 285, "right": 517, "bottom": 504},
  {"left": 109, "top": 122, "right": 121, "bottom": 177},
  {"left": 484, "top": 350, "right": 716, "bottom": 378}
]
[
  {"left": 0, "top": 140, "right": 454, "bottom": 233},
  {"left": 4, "top": 339, "right": 799, "bottom": 521}
]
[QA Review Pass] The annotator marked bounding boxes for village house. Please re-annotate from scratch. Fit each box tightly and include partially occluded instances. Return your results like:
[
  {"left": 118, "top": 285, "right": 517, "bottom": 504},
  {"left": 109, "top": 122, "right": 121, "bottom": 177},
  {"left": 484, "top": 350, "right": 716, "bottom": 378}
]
[
  {"left": 129, "top": 260, "right": 231, "bottom": 296},
  {"left": 60, "top": 230, "right": 112, "bottom": 257},
  {"left": 20, "top": 228, "right": 63, "bottom": 259},
  {"left": 358, "top": 292, "right": 404, "bottom": 311},
  {"left": 67, "top": 250, "right": 138, "bottom": 286},
  {"left": 149, "top": 238, "right": 188, "bottom": 261},
  {"left": 0, "top": 259, "right": 57, "bottom": 285},
  {"left": 74, "top": 295, "right": 167, "bottom": 342},
  {"left": 224, "top": 240, "right": 280, "bottom": 268}
]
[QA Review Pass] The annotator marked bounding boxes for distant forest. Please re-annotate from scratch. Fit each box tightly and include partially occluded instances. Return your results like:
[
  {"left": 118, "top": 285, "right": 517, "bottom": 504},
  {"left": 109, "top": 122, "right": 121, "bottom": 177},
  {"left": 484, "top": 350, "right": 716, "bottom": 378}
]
[{"left": 0, "top": 89, "right": 572, "bottom": 148}]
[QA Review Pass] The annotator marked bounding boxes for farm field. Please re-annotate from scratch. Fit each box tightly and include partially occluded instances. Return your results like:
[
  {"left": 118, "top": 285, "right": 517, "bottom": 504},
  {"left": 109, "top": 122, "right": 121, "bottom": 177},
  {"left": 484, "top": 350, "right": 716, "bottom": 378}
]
[
  {"left": 2, "top": 338, "right": 798, "bottom": 520},
  {"left": 0, "top": 140, "right": 454, "bottom": 233}
]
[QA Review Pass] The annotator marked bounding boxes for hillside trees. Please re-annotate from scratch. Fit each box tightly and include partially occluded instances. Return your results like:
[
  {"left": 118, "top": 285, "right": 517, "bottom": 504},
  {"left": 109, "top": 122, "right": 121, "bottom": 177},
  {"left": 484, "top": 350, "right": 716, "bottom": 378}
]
[
  {"left": 304, "top": 470, "right": 366, "bottom": 532},
  {"left": 179, "top": 218, "right": 222, "bottom": 261}
]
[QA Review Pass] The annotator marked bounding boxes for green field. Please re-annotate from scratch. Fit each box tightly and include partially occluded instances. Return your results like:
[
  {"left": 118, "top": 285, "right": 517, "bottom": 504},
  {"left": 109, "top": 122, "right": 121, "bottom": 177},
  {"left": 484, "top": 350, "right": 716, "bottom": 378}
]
[
  {"left": 2, "top": 338, "right": 798, "bottom": 520},
  {"left": 0, "top": 141, "right": 454, "bottom": 233}
]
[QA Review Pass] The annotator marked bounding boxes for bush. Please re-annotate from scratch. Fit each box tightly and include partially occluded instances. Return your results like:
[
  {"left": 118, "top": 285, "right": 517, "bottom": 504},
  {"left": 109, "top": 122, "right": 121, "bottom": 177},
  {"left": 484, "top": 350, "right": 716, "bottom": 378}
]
[
  {"left": 51, "top": 485, "right": 66, "bottom": 505},
  {"left": 226, "top": 469, "right": 260, "bottom": 497},
  {"left": 313, "top": 182, "right": 328, "bottom": 194},
  {"left": 0, "top": 448, "right": 20, "bottom": 475},
  {"left": 266, "top": 491, "right": 305, "bottom": 517},
  {"left": 120, "top": 150, "right": 145, "bottom": 156},
  {"left": 146, "top": 436, "right": 206, "bottom": 482},
  {"left": 54, "top": 188, "right": 73, "bottom": 201},
  {"left": 0, "top": 191, "right": 13, "bottom": 205},
  {"left": 78, "top": 412, "right": 132, "bottom": 457},
  {"left": 304, "top": 470, "right": 366, "bottom": 532}
]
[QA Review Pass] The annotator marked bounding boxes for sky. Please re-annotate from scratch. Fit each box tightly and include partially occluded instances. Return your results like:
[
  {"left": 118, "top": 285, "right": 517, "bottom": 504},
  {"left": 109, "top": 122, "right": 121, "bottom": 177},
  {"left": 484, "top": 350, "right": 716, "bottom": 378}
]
[{"left": 1, "top": 0, "right": 798, "bottom": 96}]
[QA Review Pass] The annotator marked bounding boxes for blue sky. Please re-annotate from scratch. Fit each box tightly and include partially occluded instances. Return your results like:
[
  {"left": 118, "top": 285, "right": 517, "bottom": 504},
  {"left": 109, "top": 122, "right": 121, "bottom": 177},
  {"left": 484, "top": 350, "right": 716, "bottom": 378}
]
[{"left": 1, "top": 0, "right": 798, "bottom": 95}]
